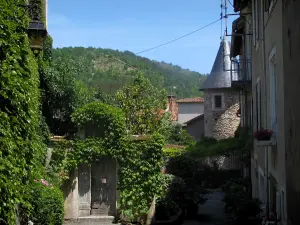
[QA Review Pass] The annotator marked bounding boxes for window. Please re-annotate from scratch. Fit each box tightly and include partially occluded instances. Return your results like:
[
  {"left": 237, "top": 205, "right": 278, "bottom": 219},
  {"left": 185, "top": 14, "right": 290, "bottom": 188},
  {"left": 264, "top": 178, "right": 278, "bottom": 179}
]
[
  {"left": 269, "top": 46, "right": 277, "bottom": 136},
  {"left": 255, "top": 79, "right": 262, "bottom": 131},
  {"left": 252, "top": 0, "right": 259, "bottom": 46},
  {"left": 212, "top": 94, "right": 223, "bottom": 109},
  {"left": 214, "top": 95, "right": 222, "bottom": 108}
]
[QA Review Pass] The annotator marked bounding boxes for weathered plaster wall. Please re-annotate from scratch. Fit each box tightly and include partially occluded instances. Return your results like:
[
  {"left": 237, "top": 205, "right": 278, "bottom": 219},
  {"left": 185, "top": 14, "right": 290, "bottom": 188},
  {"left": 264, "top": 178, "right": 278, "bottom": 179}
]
[
  {"left": 250, "top": 0, "right": 287, "bottom": 219},
  {"left": 177, "top": 102, "right": 204, "bottom": 124},
  {"left": 204, "top": 88, "right": 240, "bottom": 140},
  {"left": 63, "top": 169, "right": 79, "bottom": 219},
  {"left": 283, "top": 1, "right": 300, "bottom": 224},
  {"left": 183, "top": 116, "right": 204, "bottom": 141}
]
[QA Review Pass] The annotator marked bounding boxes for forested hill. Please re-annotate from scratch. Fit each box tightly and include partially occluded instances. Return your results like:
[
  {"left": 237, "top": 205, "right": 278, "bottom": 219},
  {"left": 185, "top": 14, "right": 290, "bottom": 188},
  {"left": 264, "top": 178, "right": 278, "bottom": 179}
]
[{"left": 52, "top": 47, "right": 207, "bottom": 98}]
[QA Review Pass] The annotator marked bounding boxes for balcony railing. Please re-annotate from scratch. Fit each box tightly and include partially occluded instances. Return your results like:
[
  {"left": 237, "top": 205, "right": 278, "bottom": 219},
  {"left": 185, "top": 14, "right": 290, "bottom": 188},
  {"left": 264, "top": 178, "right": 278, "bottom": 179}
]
[{"left": 230, "top": 57, "right": 252, "bottom": 88}]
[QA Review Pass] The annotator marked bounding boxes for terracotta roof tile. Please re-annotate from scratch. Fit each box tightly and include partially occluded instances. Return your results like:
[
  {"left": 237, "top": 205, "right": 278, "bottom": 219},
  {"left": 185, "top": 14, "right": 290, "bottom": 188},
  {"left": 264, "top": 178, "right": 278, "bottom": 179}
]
[{"left": 176, "top": 97, "right": 204, "bottom": 103}]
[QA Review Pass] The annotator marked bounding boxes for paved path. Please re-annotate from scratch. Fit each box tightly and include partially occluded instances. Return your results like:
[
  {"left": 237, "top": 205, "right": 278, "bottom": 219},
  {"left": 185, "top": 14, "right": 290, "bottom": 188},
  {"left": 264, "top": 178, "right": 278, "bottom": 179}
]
[{"left": 182, "top": 189, "right": 227, "bottom": 225}]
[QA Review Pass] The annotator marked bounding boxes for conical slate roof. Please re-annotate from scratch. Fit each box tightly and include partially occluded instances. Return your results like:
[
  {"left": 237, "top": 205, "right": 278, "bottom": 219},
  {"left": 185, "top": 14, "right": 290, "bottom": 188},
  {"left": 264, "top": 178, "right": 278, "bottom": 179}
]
[{"left": 202, "top": 38, "right": 236, "bottom": 90}]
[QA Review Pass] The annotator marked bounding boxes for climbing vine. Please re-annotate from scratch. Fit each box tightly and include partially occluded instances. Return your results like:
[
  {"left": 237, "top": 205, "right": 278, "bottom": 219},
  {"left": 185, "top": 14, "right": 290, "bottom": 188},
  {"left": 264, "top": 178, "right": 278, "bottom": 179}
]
[
  {"left": 0, "top": 0, "right": 47, "bottom": 223},
  {"left": 49, "top": 101, "right": 165, "bottom": 224}
]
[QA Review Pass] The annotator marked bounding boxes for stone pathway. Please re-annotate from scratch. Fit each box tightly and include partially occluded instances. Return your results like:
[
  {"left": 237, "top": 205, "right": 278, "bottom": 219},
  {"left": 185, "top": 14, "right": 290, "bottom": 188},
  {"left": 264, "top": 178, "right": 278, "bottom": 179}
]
[{"left": 182, "top": 189, "right": 227, "bottom": 225}]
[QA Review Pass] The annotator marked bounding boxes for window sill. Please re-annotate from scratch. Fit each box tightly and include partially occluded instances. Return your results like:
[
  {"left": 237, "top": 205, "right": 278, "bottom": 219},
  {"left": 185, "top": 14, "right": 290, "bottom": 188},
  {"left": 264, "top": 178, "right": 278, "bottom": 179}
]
[
  {"left": 211, "top": 107, "right": 225, "bottom": 111},
  {"left": 254, "top": 139, "right": 277, "bottom": 147}
]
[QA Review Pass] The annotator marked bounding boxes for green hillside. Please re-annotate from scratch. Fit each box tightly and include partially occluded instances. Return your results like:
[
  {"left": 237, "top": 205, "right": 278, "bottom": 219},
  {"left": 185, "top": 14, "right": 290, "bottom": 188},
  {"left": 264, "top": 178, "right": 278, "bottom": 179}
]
[{"left": 52, "top": 47, "right": 207, "bottom": 98}]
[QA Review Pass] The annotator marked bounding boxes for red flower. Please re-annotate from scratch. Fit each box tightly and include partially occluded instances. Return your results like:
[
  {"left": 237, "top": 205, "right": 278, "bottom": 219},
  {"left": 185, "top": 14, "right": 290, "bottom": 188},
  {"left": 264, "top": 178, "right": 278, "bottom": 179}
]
[
  {"left": 234, "top": 7, "right": 239, "bottom": 12},
  {"left": 253, "top": 129, "right": 273, "bottom": 140}
]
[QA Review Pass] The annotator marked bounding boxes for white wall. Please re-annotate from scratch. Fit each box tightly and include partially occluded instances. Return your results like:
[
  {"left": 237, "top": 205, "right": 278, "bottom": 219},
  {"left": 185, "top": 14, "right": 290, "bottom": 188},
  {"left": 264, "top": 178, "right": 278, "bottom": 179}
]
[{"left": 177, "top": 102, "right": 204, "bottom": 124}]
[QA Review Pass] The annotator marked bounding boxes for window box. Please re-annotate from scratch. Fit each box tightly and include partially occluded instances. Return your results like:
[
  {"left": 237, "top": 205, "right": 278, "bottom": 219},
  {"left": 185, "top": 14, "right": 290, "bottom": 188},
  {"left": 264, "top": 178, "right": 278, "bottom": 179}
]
[{"left": 255, "top": 139, "right": 277, "bottom": 147}]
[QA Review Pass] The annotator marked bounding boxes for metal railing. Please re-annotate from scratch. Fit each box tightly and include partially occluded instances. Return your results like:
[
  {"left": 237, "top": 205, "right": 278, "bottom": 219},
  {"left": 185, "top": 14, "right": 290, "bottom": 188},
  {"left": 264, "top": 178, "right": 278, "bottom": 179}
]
[{"left": 230, "top": 57, "right": 252, "bottom": 84}]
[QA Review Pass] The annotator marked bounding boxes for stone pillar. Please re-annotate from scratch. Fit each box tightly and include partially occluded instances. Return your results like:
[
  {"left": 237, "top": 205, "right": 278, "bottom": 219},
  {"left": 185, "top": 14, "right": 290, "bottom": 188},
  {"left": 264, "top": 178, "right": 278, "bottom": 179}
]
[{"left": 63, "top": 168, "right": 79, "bottom": 219}]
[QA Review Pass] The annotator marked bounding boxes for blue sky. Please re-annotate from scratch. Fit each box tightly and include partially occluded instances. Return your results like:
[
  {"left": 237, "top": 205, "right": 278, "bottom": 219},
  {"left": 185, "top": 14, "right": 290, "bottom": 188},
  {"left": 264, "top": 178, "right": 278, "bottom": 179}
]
[{"left": 48, "top": 0, "right": 237, "bottom": 74}]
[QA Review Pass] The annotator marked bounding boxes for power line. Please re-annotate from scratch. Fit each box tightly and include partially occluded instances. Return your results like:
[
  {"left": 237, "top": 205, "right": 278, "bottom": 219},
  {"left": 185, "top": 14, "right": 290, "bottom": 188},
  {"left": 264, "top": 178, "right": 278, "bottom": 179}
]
[
  {"left": 135, "top": 17, "right": 222, "bottom": 55},
  {"left": 93, "top": 17, "right": 223, "bottom": 72}
]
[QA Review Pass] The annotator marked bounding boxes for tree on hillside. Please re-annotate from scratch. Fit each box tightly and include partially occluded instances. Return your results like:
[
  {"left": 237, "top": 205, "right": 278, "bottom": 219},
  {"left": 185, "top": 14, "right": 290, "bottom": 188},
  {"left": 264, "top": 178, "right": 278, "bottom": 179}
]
[
  {"left": 41, "top": 57, "right": 94, "bottom": 135},
  {"left": 52, "top": 47, "right": 207, "bottom": 99},
  {"left": 116, "top": 73, "right": 171, "bottom": 135}
]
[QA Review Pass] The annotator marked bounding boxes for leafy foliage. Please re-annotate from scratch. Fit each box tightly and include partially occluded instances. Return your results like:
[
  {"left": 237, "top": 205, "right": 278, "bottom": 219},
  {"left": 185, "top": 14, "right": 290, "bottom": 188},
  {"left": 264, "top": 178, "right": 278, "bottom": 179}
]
[
  {"left": 116, "top": 73, "right": 169, "bottom": 135},
  {"left": 166, "top": 155, "right": 199, "bottom": 180},
  {"left": 221, "top": 178, "right": 262, "bottom": 223},
  {"left": 165, "top": 123, "right": 196, "bottom": 146},
  {"left": 48, "top": 101, "right": 165, "bottom": 224},
  {"left": 52, "top": 47, "right": 207, "bottom": 99},
  {"left": 155, "top": 174, "right": 184, "bottom": 220},
  {"left": 22, "top": 179, "right": 64, "bottom": 225},
  {"left": 188, "top": 127, "right": 252, "bottom": 158},
  {"left": 40, "top": 55, "right": 94, "bottom": 135},
  {"left": 162, "top": 147, "right": 185, "bottom": 159},
  {"left": 0, "top": 0, "right": 49, "bottom": 223}
]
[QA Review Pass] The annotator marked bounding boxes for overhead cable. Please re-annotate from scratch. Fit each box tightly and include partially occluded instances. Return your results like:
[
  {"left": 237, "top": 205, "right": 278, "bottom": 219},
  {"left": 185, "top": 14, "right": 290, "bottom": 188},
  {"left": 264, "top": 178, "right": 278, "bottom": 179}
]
[{"left": 135, "top": 17, "right": 222, "bottom": 55}]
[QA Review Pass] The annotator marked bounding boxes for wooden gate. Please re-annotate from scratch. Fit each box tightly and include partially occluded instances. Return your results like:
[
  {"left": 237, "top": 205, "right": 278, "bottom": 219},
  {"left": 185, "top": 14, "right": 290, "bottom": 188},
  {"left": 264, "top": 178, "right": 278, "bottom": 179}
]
[{"left": 91, "top": 157, "right": 117, "bottom": 216}]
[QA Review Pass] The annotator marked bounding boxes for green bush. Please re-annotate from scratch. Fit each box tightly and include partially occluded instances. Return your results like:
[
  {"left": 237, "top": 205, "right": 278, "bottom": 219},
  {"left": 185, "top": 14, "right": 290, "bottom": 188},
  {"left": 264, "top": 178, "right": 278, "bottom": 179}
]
[
  {"left": 162, "top": 147, "right": 184, "bottom": 160},
  {"left": 166, "top": 155, "right": 199, "bottom": 179},
  {"left": 156, "top": 174, "right": 185, "bottom": 220},
  {"left": 165, "top": 123, "right": 196, "bottom": 146},
  {"left": 222, "top": 178, "right": 262, "bottom": 222},
  {"left": 26, "top": 179, "right": 64, "bottom": 225}
]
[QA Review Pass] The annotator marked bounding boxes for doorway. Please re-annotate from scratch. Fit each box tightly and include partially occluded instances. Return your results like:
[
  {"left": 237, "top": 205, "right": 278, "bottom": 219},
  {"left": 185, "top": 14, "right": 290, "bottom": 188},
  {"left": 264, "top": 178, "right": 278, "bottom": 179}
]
[{"left": 78, "top": 157, "right": 117, "bottom": 217}]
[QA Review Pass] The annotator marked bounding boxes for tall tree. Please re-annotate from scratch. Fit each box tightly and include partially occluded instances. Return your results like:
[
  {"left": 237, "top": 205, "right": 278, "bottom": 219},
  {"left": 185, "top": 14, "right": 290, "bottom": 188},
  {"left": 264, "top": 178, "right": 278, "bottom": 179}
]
[{"left": 116, "top": 72, "right": 170, "bottom": 135}]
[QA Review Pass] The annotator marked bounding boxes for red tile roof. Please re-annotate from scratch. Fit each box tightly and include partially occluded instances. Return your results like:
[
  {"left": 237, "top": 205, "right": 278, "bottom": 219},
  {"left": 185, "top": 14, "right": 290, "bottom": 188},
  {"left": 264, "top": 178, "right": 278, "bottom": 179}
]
[{"left": 176, "top": 97, "right": 204, "bottom": 103}]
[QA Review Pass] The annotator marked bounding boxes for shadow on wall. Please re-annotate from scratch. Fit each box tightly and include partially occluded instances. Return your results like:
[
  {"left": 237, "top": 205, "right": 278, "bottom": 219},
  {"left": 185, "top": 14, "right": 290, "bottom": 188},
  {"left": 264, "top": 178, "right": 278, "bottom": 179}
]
[
  {"left": 62, "top": 170, "right": 77, "bottom": 201},
  {"left": 213, "top": 103, "right": 240, "bottom": 140}
]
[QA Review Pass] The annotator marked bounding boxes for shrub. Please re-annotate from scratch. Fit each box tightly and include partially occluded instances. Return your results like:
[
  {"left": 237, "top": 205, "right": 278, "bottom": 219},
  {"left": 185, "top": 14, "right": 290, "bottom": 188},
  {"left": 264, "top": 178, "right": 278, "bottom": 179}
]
[
  {"left": 26, "top": 179, "right": 64, "bottom": 225},
  {"left": 156, "top": 174, "right": 185, "bottom": 220},
  {"left": 222, "top": 178, "right": 262, "bottom": 222},
  {"left": 166, "top": 155, "right": 199, "bottom": 179},
  {"left": 165, "top": 123, "right": 196, "bottom": 146},
  {"left": 155, "top": 199, "right": 179, "bottom": 221},
  {"left": 162, "top": 147, "right": 184, "bottom": 160}
]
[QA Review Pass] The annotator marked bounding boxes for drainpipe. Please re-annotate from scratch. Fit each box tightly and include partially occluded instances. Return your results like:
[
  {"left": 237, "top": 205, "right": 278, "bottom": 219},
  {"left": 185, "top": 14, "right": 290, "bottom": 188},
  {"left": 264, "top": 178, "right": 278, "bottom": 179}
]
[{"left": 261, "top": 0, "right": 269, "bottom": 218}]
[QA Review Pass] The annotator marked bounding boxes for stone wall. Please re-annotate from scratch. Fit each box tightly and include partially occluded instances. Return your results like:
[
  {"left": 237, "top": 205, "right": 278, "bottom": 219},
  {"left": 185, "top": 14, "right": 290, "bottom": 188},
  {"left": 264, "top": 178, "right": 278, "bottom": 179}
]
[{"left": 204, "top": 88, "right": 240, "bottom": 140}]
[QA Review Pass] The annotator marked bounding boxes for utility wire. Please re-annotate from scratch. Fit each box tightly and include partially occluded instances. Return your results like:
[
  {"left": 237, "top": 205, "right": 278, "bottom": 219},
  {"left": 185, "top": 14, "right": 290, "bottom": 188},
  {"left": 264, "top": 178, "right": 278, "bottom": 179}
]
[
  {"left": 92, "top": 17, "right": 223, "bottom": 73},
  {"left": 135, "top": 17, "right": 222, "bottom": 55}
]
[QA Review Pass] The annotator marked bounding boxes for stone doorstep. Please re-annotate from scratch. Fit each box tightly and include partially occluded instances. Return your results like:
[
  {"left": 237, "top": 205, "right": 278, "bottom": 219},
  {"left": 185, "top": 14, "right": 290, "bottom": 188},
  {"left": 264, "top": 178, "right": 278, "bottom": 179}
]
[{"left": 64, "top": 216, "right": 116, "bottom": 225}]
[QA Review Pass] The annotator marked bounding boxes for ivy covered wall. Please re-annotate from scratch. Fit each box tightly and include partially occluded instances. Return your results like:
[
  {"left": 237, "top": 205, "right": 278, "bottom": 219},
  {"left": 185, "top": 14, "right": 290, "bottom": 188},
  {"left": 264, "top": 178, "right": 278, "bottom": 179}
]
[{"left": 0, "top": 0, "right": 57, "bottom": 223}]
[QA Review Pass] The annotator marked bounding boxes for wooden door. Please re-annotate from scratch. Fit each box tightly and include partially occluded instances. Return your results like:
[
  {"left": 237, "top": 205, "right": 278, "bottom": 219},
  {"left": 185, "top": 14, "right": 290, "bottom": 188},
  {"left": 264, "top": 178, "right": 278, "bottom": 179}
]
[
  {"left": 78, "top": 163, "right": 91, "bottom": 216},
  {"left": 91, "top": 157, "right": 116, "bottom": 216}
]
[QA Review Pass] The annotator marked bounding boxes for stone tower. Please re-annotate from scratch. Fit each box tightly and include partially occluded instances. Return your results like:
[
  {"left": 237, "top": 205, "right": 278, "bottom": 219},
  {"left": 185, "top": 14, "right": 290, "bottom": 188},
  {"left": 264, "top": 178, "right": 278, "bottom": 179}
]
[{"left": 201, "top": 38, "right": 240, "bottom": 140}]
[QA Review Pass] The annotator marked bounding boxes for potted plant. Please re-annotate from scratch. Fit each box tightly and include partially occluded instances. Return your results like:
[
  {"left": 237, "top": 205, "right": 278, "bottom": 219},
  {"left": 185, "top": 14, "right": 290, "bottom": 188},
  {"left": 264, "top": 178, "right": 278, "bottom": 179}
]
[
  {"left": 253, "top": 129, "right": 276, "bottom": 147},
  {"left": 253, "top": 129, "right": 273, "bottom": 141}
]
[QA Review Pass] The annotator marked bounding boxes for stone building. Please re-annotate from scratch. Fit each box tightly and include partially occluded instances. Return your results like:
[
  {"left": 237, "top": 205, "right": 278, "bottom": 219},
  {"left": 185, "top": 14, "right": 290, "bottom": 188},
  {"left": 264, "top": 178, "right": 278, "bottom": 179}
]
[{"left": 201, "top": 38, "right": 240, "bottom": 140}]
